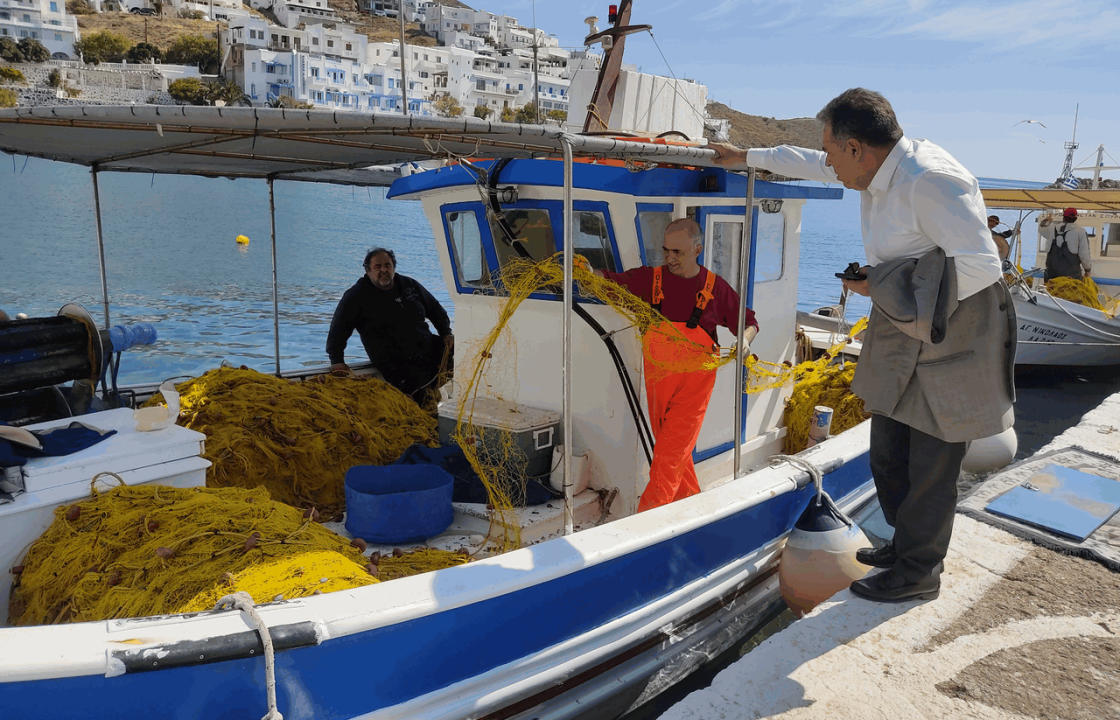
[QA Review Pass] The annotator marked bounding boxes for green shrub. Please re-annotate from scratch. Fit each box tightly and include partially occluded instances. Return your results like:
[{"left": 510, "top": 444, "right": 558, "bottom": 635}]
[
  {"left": 74, "top": 31, "right": 130, "bottom": 64},
  {"left": 0, "top": 87, "right": 17, "bottom": 107},
  {"left": 546, "top": 109, "right": 567, "bottom": 122},
  {"left": 126, "top": 42, "right": 162, "bottom": 63},
  {"left": 0, "top": 37, "right": 24, "bottom": 63},
  {"left": 17, "top": 38, "right": 50, "bottom": 63},
  {"left": 65, "top": 0, "right": 95, "bottom": 14},
  {"left": 0, "top": 66, "right": 25, "bottom": 84},
  {"left": 270, "top": 95, "right": 313, "bottom": 109},
  {"left": 472, "top": 104, "right": 492, "bottom": 120},
  {"left": 165, "top": 35, "right": 218, "bottom": 73},
  {"left": 168, "top": 77, "right": 207, "bottom": 104},
  {"left": 47, "top": 68, "right": 61, "bottom": 87}
]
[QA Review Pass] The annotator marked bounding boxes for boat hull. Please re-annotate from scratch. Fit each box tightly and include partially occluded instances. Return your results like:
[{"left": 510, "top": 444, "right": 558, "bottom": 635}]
[
  {"left": 0, "top": 436, "right": 873, "bottom": 720},
  {"left": 1013, "top": 287, "right": 1120, "bottom": 367}
]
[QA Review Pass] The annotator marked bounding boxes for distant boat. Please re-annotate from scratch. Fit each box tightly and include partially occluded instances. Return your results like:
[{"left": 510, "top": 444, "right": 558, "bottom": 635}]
[{"left": 982, "top": 186, "right": 1120, "bottom": 367}]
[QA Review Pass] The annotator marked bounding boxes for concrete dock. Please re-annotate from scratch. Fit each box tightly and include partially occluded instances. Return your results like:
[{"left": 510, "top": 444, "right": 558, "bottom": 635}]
[{"left": 659, "top": 391, "right": 1120, "bottom": 720}]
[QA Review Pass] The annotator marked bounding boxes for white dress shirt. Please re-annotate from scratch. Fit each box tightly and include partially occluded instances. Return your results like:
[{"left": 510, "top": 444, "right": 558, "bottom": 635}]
[
  {"left": 746, "top": 137, "right": 1003, "bottom": 300},
  {"left": 1039, "top": 222, "right": 1093, "bottom": 273}
]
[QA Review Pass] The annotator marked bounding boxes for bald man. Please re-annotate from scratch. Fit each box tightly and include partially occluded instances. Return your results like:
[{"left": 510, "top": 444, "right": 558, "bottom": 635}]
[{"left": 601, "top": 218, "right": 758, "bottom": 511}]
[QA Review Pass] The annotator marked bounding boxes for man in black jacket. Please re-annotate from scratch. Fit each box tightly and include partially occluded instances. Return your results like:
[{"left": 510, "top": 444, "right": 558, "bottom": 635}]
[{"left": 327, "top": 248, "right": 453, "bottom": 403}]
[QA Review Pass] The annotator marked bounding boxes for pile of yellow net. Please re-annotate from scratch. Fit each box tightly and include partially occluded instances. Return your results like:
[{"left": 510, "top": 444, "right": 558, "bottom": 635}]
[
  {"left": 148, "top": 367, "right": 437, "bottom": 520},
  {"left": 8, "top": 482, "right": 470, "bottom": 626},
  {"left": 1046, "top": 276, "right": 1120, "bottom": 317}
]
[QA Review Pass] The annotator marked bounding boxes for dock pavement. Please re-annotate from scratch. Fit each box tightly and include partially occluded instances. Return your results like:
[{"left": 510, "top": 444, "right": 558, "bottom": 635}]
[{"left": 659, "top": 390, "right": 1120, "bottom": 720}]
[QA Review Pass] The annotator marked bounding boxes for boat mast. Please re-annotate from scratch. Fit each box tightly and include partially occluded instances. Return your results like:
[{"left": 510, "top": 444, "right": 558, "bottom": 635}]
[
  {"left": 580, "top": 1, "right": 650, "bottom": 133},
  {"left": 1057, "top": 103, "right": 1079, "bottom": 187}
]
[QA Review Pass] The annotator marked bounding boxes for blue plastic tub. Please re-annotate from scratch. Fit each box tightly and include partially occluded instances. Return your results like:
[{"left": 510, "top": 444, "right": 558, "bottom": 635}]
[{"left": 344, "top": 464, "right": 454, "bottom": 544}]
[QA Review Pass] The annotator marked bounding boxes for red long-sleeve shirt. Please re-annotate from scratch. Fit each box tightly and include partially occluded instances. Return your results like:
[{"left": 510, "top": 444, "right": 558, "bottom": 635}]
[{"left": 602, "top": 266, "right": 757, "bottom": 341}]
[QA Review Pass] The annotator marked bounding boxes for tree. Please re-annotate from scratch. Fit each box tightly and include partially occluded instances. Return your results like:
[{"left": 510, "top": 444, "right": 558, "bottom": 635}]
[
  {"left": 472, "top": 105, "right": 492, "bottom": 120},
  {"left": 0, "top": 37, "right": 25, "bottom": 63},
  {"left": 165, "top": 35, "right": 219, "bottom": 73},
  {"left": 514, "top": 102, "right": 538, "bottom": 124},
  {"left": 47, "top": 68, "right": 62, "bottom": 87},
  {"left": 499, "top": 105, "right": 515, "bottom": 123},
  {"left": 432, "top": 93, "right": 462, "bottom": 118},
  {"left": 17, "top": 38, "right": 50, "bottom": 63},
  {"left": 167, "top": 77, "right": 208, "bottom": 105},
  {"left": 546, "top": 109, "right": 567, "bottom": 123},
  {"left": 205, "top": 79, "right": 246, "bottom": 105},
  {"left": 74, "top": 31, "right": 130, "bottom": 64},
  {"left": 126, "top": 42, "right": 162, "bottom": 63}
]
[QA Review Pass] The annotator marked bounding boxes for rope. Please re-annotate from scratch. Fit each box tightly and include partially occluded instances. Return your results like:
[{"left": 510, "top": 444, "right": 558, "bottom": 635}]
[
  {"left": 770, "top": 454, "right": 823, "bottom": 505},
  {"left": 214, "top": 591, "right": 284, "bottom": 720},
  {"left": 770, "top": 454, "right": 856, "bottom": 528}
]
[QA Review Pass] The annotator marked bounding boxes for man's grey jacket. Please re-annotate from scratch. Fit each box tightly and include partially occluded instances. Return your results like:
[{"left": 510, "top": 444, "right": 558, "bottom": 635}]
[{"left": 851, "top": 249, "right": 1016, "bottom": 443}]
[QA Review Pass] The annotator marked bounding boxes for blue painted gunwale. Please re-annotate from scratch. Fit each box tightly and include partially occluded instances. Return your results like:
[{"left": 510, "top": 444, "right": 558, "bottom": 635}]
[
  {"left": 387, "top": 160, "right": 843, "bottom": 202},
  {"left": 1, "top": 455, "right": 871, "bottom": 720}
]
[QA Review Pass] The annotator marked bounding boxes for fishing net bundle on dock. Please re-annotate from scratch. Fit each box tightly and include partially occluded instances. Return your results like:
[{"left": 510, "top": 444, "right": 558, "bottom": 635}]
[
  {"left": 8, "top": 482, "right": 471, "bottom": 626},
  {"left": 148, "top": 367, "right": 437, "bottom": 520}
]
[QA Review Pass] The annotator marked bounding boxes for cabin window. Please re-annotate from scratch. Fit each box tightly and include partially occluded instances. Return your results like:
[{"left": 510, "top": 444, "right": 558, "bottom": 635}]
[
  {"left": 753, "top": 211, "right": 784, "bottom": 283},
  {"left": 445, "top": 209, "right": 489, "bottom": 288},
  {"left": 572, "top": 211, "right": 616, "bottom": 272},
  {"left": 637, "top": 210, "right": 672, "bottom": 266},
  {"left": 491, "top": 208, "right": 555, "bottom": 269},
  {"left": 709, "top": 220, "right": 743, "bottom": 287}
]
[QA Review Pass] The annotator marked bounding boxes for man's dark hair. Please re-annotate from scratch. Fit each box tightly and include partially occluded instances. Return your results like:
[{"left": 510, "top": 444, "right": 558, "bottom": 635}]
[
  {"left": 817, "top": 88, "right": 903, "bottom": 148},
  {"left": 363, "top": 247, "right": 397, "bottom": 269}
]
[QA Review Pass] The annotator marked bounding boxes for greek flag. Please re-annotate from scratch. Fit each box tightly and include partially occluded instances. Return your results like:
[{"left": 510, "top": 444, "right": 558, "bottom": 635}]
[{"left": 1062, "top": 175, "right": 1080, "bottom": 189}]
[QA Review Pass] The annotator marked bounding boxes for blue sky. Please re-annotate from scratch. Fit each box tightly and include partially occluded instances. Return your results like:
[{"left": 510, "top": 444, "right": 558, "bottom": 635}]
[{"left": 477, "top": 0, "right": 1118, "bottom": 183}]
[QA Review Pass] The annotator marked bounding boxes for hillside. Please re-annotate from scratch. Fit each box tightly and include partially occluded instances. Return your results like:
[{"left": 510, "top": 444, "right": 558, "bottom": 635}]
[
  {"left": 76, "top": 15, "right": 219, "bottom": 47},
  {"left": 705, "top": 101, "right": 822, "bottom": 150}
]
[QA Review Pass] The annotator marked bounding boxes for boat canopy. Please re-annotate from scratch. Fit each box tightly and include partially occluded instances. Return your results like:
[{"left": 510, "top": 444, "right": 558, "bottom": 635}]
[
  {"left": 0, "top": 105, "right": 727, "bottom": 185},
  {"left": 982, "top": 187, "right": 1120, "bottom": 212}
]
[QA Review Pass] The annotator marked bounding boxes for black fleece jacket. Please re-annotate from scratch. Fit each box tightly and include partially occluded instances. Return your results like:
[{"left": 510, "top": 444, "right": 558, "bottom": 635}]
[{"left": 326, "top": 274, "right": 451, "bottom": 368}]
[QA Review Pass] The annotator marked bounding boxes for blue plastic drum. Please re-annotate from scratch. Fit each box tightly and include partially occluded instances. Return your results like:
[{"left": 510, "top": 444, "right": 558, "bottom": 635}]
[{"left": 344, "top": 465, "right": 454, "bottom": 544}]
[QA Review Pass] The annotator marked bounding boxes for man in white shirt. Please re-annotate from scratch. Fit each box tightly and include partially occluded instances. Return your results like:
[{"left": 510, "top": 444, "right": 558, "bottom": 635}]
[
  {"left": 711, "top": 88, "right": 1015, "bottom": 603},
  {"left": 1039, "top": 207, "right": 1092, "bottom": 280}
]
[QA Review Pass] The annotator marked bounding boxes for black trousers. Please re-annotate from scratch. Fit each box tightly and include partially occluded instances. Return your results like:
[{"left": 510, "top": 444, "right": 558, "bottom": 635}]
[{"left": 870, "top": 414, "right": 967, "bottom": 581}]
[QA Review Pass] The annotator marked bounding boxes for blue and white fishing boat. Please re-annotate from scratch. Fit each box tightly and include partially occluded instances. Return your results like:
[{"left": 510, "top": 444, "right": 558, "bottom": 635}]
[{"left": 0, "top": 19, "right": 877, "bottom": 715}]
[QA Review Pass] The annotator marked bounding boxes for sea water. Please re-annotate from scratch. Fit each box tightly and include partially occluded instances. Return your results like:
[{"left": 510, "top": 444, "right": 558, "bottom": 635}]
[{"left": 0, "top": 158, "right": 869, "bottom": 385}]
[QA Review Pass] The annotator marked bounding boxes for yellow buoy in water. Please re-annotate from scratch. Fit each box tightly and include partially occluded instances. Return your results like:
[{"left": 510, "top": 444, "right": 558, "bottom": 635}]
[
  {"left": 779, "top": 491, "right": 871, "bottom": 616},
  {"left": 236, "top": 234, "right": 250, "bottom": 245}
]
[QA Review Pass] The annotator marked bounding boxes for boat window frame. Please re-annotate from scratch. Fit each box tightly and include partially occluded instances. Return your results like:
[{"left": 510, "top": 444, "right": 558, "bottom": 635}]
[
  {"left": 485, "top": 199, "right": 623, "bottom": 300},
  {"left": 439, "top": 201, "right": 500, "bottom": 295},
  {"left": 693, "top": 205, "right": 761, "bottom": 308}
]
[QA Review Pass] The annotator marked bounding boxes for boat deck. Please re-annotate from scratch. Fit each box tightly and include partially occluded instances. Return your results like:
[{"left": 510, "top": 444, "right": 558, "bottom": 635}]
[{"left": 658, "top": 389, "right": 1120, "bottom": 720}]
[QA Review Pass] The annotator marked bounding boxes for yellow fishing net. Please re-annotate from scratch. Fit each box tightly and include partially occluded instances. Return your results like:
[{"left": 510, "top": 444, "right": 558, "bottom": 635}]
[
  {"left": 1046, "top": 276, "right": 1120, "bottom": 317},
  {"left": 8, "top": 482, "right": 470, "bottom": 626},
  {"left": 147, "top": 367, "right": 437, "bottom": 520}
]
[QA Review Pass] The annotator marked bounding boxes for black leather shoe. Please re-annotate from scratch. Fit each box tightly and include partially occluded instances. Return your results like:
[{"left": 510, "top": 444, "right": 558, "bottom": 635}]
[
  {"left": 850, "top": 568, "right": 940, "bottom": 603},
  {"left": 856, "top": 543, "right": 896, "bottom": 568}
]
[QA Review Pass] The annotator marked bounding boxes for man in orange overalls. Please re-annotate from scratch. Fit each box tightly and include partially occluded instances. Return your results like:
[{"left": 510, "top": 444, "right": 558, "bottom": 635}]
[{"left": 601, "top": 219, "right": 758, "bottom": 511}]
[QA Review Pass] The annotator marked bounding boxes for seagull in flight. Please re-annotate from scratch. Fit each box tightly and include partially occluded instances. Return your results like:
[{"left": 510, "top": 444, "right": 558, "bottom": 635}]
[{"left": 1013, "top": 119, "right": 1047, "bottom": 128}]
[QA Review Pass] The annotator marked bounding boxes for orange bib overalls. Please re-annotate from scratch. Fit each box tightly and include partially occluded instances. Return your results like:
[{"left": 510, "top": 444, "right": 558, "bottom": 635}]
[{"left": 638, "top": 267, "right": 719, "bottom": 512}]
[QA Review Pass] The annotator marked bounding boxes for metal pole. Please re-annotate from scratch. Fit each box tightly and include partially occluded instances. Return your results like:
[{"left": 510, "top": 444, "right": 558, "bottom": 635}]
[
  {"left": 398, "top": 9, "right": 408, "bottom": 115},
  {"left": 732, "top": 168, "right": 755, "bottom": 479},
  {"left": 561, "top": 135, "right": 575, "bottom": 535},
  {"left": 268, "top": 177, "right": 281, "bottom": 376},
  {"left": 90, "top": 168, "right": 111, "bottom": 328}
]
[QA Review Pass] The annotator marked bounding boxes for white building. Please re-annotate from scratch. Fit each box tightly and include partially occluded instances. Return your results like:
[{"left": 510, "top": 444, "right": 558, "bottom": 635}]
[
  {"left": 274, "top": 0, "right": 337, "bottom": 29},
  {"left": 0, "top": 0, "right": 80, "bottom": 59}
]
